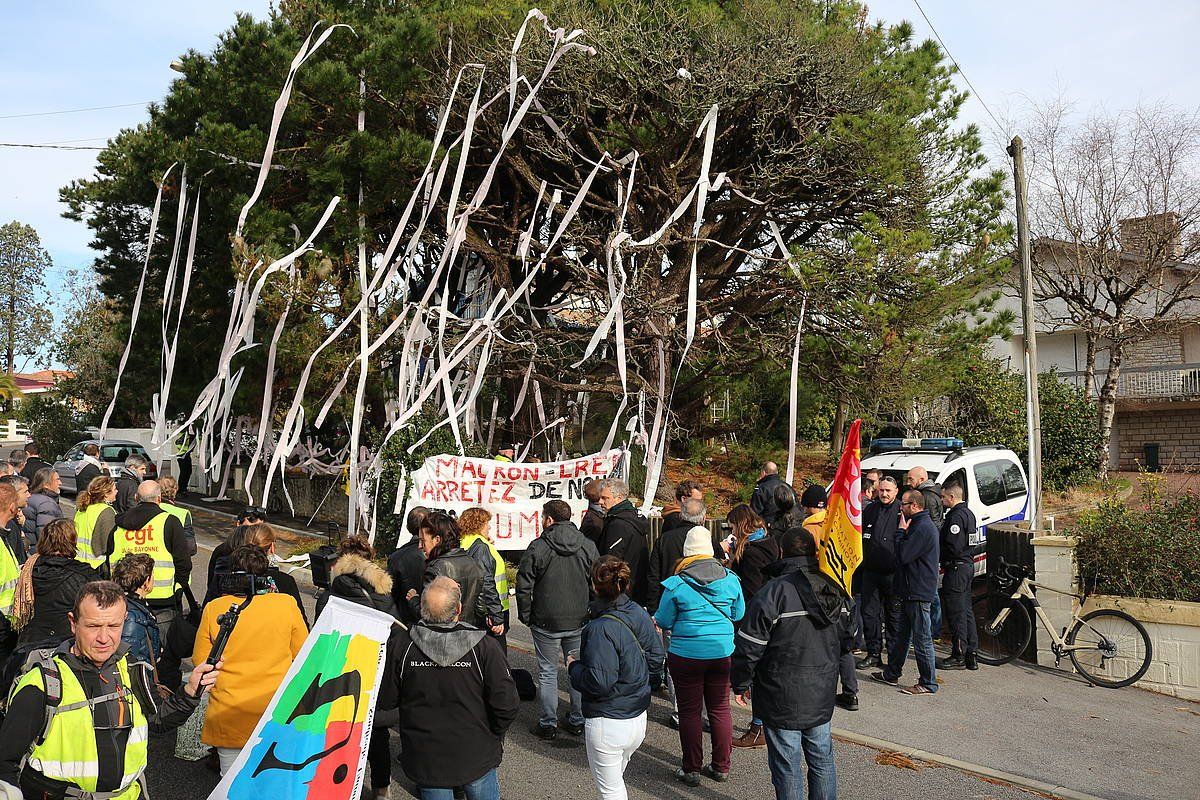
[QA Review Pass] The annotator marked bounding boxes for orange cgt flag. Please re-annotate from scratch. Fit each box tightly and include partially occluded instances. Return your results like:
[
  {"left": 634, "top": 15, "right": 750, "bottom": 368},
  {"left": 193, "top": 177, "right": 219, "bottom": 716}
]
[{"left": 819, "top": 418, "right": 863, "bottom": 596}]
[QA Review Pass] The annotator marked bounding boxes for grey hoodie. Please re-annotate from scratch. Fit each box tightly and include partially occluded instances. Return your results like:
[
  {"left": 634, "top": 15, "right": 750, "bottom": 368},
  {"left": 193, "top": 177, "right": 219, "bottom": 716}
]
[{"left": 410, "top": 622, "right": 488, "bottom": 667}]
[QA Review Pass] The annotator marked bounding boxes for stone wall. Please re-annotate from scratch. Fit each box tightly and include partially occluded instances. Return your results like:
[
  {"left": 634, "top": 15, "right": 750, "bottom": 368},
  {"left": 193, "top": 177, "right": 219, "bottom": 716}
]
[
  {"left": 226, "top": 468, "right": 349, "bottom": 529},
  {"left": 1032, "top": 536, "right": 1200, "bottom": 701},
  {"left": 1115, "top": 407, "right": 1200, "bottom": 470},
  {"left": 1124, "top": 333, "right": 1183, "bottom": 367}
]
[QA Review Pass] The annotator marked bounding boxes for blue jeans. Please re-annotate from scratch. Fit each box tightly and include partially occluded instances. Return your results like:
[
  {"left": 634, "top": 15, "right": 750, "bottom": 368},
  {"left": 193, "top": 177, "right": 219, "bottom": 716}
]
[
  {"left": 531, "top": 627, "right": 584, "bottom": 727},
  {"left": 884, "top": 600, "right": 938, "bottom": 692},
  {"left": 763, "top": 722, "right": 837, "bottom": 800},
  {"left": 930, "top": 592, "right": 942, "bottom": 640},
  {"left": 419, "top": 769, "right": 500, "bottom": 800}
]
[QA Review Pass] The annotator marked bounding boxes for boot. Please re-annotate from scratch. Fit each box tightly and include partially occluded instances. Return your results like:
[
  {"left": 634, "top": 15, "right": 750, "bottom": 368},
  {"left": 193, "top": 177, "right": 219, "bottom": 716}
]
[
  {"left": 732, "top": 722, "right": 766, "bottom": 749},
  {"left": 855, "top": 654, "right": 882, "bottom": 670},
  {"left": 965, "top": 651, "right": 979, "bottom": 670}
]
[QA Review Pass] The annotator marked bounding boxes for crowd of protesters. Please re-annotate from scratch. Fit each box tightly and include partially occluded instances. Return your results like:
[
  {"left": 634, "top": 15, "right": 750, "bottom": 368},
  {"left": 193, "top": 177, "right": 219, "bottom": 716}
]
[{"left": 0, "top": 437, "right": 981, "bottom": 800}]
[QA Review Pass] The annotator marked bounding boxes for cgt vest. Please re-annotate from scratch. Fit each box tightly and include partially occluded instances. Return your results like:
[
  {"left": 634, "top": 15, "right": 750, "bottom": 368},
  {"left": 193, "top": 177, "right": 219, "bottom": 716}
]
[
  {"left": 0, "top": 537, "right": 18, "bottom": 619},
  {"left": 73, "top": 502, "right": 113, "bottom": 569},
  {"left": 13, "top": 654, "right": 148, "bottom": 799},
  {"left": 462, "top": 533, "right": 510, "bottom": 612},
  {"left": 111, "top": 512, "right": 177, "bottom": 601}
]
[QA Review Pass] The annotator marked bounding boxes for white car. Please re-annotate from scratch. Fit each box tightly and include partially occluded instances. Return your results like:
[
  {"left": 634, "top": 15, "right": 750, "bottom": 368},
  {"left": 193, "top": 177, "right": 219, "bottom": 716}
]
[
  {"left": 861, "top": 438, "right": 1029, "bottom": 574},
  {"left": 52, "top": 440, "right": 158, "bottom": 494}
]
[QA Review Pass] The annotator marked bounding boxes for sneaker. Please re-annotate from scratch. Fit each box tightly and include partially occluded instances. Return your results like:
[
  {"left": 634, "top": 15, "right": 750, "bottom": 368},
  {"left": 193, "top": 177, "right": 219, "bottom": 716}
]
[
  {"left": 870, "top": 671, "right": 899, "bottom": 686},
  {"left": 900, "top": 684, "right": 936, "bottom": 695},
  {"left": 965, "top": 651, "right": 979, "bottom": 670},
  {"left": 732, "top": 723, "right": 766, "bottom": 749},
  {"left": 855, "top": 654, "right": 882, "bottom": 670},
  {"left": 535, "top": 723, "right": 558, "bottom": 741},
  {"left": 676, "top": 768, "right": 701, "bottom": 786},
  {"left": 936, "top": 655, "right": 966, "bottom": 670},
  {"left": 701, "top": 765, "right": 730, "bottom": 783},
  {"left": 835, "top": 692, "right": 859, "bottom": 711},
  {"left": 562, "top": 720, "right": 585, "bottom": 736}
]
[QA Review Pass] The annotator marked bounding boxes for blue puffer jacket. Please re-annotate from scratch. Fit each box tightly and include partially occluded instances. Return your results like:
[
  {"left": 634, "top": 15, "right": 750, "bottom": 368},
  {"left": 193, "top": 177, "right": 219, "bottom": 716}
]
[
  {"left": 569, "top": 595, "right": 665, "bottom": 720},
  {"left": 120, "top": 593, "right": 161, "bottom": 666},
  {"left": 655, "top": 559, "right": 745, "bottom": 660}
]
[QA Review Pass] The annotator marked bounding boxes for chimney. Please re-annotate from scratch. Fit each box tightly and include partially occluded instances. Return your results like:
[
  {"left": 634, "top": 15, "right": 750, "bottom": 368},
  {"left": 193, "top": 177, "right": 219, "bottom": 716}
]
[{"left": 1120, "top": 212, "right": 1182, "bottom": 261}]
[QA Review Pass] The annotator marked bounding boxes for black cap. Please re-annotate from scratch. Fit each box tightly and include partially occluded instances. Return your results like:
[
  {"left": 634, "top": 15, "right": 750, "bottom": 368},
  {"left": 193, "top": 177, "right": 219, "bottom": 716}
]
[{"left": 801, "top": 485, "right": 827, "bottom": 509}]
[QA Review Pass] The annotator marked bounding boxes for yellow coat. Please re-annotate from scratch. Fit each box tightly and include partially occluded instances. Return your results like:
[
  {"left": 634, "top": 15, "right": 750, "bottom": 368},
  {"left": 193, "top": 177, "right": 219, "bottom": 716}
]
[{"left": 193, "top": 592, "right": 307, "bottom": 748}]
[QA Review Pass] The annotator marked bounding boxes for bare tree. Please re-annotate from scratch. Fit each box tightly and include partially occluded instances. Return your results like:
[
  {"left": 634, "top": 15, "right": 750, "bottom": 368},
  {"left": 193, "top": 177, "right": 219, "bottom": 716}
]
[{"left": 1026, "top": 101, "right": 1200, "bottom": 471}]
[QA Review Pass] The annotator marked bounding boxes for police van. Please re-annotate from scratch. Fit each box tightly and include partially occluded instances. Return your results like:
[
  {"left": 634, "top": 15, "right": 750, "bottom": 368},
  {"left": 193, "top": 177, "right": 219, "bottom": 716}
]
[{"left": 861, "top": 438, "right": 1029, "bottom": 575}]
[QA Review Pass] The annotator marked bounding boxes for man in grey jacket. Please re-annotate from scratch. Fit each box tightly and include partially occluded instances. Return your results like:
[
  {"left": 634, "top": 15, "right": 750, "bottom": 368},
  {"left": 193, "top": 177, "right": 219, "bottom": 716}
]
[{"left": 517, "top": 499, "right": 598, "bottom": 740}]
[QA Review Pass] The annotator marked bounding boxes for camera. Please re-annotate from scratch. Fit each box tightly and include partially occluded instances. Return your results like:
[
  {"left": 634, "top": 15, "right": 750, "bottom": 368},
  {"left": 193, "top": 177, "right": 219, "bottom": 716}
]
[{"left": 218, "top": 570, "right": 274, "bottom": 597}]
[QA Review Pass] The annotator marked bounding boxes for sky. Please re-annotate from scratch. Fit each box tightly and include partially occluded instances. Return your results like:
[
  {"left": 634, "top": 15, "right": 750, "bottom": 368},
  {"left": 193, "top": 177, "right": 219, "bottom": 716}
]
[{"left": 2, "top": 1, "right": 1200, "bottom": 308}]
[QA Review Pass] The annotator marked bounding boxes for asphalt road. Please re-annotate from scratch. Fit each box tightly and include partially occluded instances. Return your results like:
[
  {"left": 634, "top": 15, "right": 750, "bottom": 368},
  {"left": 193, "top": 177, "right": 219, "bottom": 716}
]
[{"left": 136, "top": 510, "right": 1051, "bottom": 800}]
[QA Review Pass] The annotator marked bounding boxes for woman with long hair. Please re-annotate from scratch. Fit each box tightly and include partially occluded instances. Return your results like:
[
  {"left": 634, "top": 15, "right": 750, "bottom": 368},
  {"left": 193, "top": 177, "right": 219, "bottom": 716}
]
[
  {"left": 458, "top": 507, "right": 507, "bottom": 643},
  {"left": 568, "top": 556, "right": 665, "bottom": 800},
  {"left": 26, "top": 467, "right": 63, "bottom": 536},
  {"left": 408, "top": 512, "right": 489, "bottom": 627},
  {"left": 727, "top": 504, "right": 782, "bottom": 600},
  {"left": 14, "top": 519, "right": 99, "bottom": 646},
  {"left": 73, "top": 475, "right": 118, "bottom": 570}
]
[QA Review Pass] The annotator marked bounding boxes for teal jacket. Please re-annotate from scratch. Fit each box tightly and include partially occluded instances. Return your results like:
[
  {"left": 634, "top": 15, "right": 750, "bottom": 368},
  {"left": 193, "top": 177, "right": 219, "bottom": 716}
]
[{"left": 655, "top": 558, "right": 745, "bottom": 660}]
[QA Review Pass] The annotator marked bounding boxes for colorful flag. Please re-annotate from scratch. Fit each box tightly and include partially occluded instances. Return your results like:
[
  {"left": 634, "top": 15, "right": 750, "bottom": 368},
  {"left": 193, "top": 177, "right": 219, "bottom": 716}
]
[
  {"left": 208, "top": 597, "right": 394, "bottom": 800},
  {"left": 819, "top": 419, "right": 863, "bottom": 595}
]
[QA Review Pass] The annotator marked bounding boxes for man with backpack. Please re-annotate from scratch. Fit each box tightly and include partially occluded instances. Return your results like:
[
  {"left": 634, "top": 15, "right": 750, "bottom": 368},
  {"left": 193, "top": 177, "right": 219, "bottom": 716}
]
[
  {"left": 517, "top": 500, "right": 598, "bottom": 740},
  {"left": 0, "top": 581, "right": 220, "bottom": 800}
]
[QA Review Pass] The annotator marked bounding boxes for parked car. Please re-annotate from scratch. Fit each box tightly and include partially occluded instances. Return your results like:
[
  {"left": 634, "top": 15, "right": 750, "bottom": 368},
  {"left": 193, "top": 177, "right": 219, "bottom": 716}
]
[
  {"left": 52, "top": 440, "right": 158, "bottom": 494},
  {"left": 861, "top": 438, "right": 1029, "bottom": 575}
]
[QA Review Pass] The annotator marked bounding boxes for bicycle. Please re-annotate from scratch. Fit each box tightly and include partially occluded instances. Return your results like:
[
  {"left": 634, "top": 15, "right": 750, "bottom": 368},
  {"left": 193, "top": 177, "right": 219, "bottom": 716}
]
[{"left": 972, "top": 558, "right": 1153, "bottom": 688}]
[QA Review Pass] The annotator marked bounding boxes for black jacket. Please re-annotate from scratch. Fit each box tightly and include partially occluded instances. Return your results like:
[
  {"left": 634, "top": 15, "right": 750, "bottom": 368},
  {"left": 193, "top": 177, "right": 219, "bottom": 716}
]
[
  {"left": 113, "top": 502, "right": 191, "bottom": 608},
  {"left": 113, "top": 470, "right": 141, "bottom": 516},
  {"left": 581, "top": 505, "right": 605, "bottom": 547},
  {"left": 597, "top": 500, "right": 650, "bottom": 606},
  {"left": 916, "top": 480, "right": 945, "bottom": 528},
  {"left": 387, "top": 540, "right": 424, "bottom": 625},
  {"left": 940, "top": 503, "right": 977, "bottom": 566},
  {"left": 0, "top": 641, "right": 200, "bottom": 796},
  {"left": 416, "top": 548, "right": 488, "bottom": 627},
  {"left": 516, "top": 521, "right": 597, "bottom": 632},
  {"left": 894, "top": 511, "right": 940, "bottom": 602},
  {"left": 731, "top": 556, "right": 848, "bottom": 731},
  {"left": 17, "top": 557, "right": 101, "bottom": 646},
  {"left": 647, "top": 518, "right": 725, "bottom": 612},
  {"left": 316, "top": 554, "right": 399, "bottom": 621},
  {"left": 380, "top": 622, "right": 518, "bottom": 788},
  {"left": 750, "top": 474, "right": 794, "bottom": 525},
  {"left": 730, "top": 535, "right": 783, "bottom": 600},
  {"left": 74, "top": 461, "right": 104, "bottom": 494},
  {"left": 18, "top": 457, "right": 52, "bottom": 485},
  {"left": 568, "top": 595, "right": 665, "bottom": 720},
  {"left": 862, "top": 498, "right": 901, "bottom": 575}
]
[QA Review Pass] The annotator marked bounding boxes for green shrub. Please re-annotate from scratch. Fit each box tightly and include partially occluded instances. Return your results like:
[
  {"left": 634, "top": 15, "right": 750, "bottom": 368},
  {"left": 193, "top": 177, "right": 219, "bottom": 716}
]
[
  {"left": 1071, "top": 487, "right": 1200, "bottom": 602},
  {"left": 16, "top": 393, "right": 85, "bottom": 463}
]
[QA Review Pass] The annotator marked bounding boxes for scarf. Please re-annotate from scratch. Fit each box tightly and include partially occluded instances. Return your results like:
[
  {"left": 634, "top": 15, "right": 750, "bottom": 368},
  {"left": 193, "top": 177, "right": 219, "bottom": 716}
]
[
  {"left": 674, "top": 554, "right": 709, "bottom": 575},
  {"left": 747, "top": 528, "right": 767, "bottom": 542},
  {"left": 12, "top": 553, "right": 39, "bottom": 630}
]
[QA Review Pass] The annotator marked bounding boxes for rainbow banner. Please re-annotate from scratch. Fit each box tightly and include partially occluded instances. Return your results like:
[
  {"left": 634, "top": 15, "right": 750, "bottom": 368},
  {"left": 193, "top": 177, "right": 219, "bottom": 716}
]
[
  {"left": 819, "top": 418, "right": 864, "bottom": 596},
  {"left": 208, "top": 597, "right": 394, "bottom": 800}
]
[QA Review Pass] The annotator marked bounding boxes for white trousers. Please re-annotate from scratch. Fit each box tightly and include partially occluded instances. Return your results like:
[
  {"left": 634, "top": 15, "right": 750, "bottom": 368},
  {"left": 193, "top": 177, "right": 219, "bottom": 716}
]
[
  {"left": 217, "top": 746, "right": 241, "bottom": 775},
  {"left": 584, "top": 713, "right": 647, "bottom": 800}
]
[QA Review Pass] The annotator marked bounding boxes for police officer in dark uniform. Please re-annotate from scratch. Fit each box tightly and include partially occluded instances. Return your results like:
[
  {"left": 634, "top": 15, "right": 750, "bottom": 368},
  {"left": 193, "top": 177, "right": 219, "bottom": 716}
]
[
  {"left": 855, "top": 476, "right": 902, "bottom": 670},
  {"left": 936, "top": 483, "right": 979, "bottom": 670}
]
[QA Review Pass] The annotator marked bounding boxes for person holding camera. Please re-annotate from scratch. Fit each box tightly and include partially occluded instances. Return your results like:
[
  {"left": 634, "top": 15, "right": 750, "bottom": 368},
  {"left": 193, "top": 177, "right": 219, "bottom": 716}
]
[{"left": 192, "top": 546, "right": 307, "bottom": 775}]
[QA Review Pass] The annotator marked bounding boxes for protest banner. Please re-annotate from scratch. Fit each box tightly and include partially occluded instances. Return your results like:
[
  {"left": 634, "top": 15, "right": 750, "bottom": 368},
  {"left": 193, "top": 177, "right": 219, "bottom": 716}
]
[
  {"left": 207, "top": 597, "right": 394, "bottom": 800},
  {"left": 406, "top": 449, "right": 625, "bottom": 549},
  {"left": 819, "top": 418, "right": 864, "bottom": 595}
]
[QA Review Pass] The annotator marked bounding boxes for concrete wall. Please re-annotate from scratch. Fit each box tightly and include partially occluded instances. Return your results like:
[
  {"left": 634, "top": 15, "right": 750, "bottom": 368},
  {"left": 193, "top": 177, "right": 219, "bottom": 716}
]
[
  {"left": 1114, "top": 407, "right": 1200, "bottom": 470},
  {"left": 1032, "top": 536, "right": 1200, "bottom": 701}
]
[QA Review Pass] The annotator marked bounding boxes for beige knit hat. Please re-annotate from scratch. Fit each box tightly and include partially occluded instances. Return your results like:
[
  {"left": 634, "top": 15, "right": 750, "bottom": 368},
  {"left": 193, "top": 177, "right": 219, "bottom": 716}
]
[{"left": 682, "top": 525, "right": 714, "bottom": 558}]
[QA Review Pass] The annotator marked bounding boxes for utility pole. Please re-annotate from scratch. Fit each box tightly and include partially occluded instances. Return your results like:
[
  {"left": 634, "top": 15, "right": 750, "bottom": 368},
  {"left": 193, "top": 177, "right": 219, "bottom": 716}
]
[{"left": 1008, "top": 136, "right": 1043, "bottom": 529}]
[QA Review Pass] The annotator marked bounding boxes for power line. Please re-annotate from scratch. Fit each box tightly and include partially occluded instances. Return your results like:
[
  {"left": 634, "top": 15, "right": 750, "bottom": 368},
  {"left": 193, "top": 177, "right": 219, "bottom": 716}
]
[
  {"left": 910, "top": 0, "right": 1007, "bottom": 138},
  {"left": 0, "top": 142, "right": 103, "bottom": 151},
  {"left": 0, "top": 101, "right": 150, "bottom": 121}
]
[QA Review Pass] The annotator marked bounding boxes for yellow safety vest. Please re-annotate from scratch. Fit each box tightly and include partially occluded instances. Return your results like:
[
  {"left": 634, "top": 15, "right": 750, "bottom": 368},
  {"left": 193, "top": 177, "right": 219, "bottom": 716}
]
[
  {"left": 111, "top": 512, "right": 177, "bottom": 601},
  {"left": 13, "top": 654, "right": 147, "bottom": 798},
  {"left": 73, "top": 502, "right": 112, "bottom": 569},
  {"left": 159, "top": 502, "right": 190, "bottom": 530},
  {"left": 462, "top": 533, "right": 510, "bottom": 612},
  {"left": 0, "top": 537, "right": 18, "bottom": 620},
  {"left": 175, "top": 430, "right": 193, "bottom": 456}
]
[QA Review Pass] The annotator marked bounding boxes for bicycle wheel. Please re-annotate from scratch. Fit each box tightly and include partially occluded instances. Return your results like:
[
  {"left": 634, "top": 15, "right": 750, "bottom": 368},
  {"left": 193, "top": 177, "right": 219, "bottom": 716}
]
[
  {"left": 972, "top": 594, "right": 1031, "bottom": 665},
  {"left": 1068, "top": 609, "right": 1153, "bottom": 688}
]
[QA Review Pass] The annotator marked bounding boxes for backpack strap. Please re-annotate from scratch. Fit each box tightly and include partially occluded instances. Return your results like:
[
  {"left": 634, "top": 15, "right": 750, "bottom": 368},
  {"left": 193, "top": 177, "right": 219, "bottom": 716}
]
[
  {"left": 31, "top": 655, "right": 63, "bottom": 746},
  {"left": 678, "top": 575, "right": 734, "bottom": 622}
]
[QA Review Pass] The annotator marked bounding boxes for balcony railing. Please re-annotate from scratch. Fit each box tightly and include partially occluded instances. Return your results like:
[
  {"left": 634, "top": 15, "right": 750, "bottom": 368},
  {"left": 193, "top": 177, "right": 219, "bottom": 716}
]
[{"left": 1058, "top": 363, "right": 1200, "bottom": 400}]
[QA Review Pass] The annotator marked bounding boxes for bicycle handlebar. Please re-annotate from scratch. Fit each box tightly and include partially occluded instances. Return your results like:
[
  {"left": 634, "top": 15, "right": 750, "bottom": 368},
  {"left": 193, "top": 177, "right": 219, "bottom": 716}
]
[{"left": 992, "top": 557, "right": 1032, "bottom": 584}]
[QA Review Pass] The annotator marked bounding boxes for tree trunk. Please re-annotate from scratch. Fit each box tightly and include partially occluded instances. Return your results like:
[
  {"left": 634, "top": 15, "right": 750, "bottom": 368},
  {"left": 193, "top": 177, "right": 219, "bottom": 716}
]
[
  {"left": 830, "top": 394, "right": 849, "bottom": 455},
  {"left": 1083, "top": 331, "right": 1097, "bottom": 400},
  {"left": 1096, "top": 344, "right": 1123, "bottom": 477}
]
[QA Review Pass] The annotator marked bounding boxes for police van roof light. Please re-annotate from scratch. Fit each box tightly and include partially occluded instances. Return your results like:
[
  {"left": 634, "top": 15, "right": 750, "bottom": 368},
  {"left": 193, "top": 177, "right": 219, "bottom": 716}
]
[{"left": 869, "top": 437, "right": 964, "bottom": 453}]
